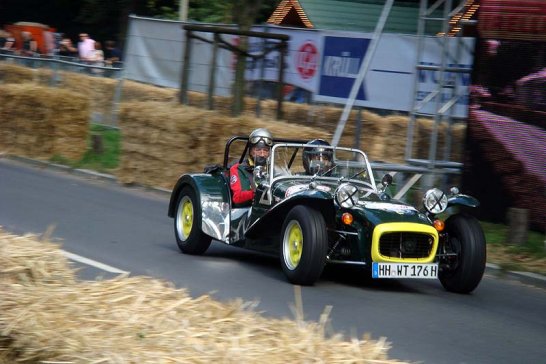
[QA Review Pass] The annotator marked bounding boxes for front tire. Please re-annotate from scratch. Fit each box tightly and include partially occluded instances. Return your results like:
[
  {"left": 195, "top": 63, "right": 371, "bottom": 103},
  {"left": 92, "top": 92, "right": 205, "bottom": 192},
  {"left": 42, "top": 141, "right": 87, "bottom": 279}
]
[
  {"left": 439, "top": 214, "right": 486, "bottom": 293},
  {"left": 174, "top": 186, "right": 212, "bottom": 255},
  {"left": 280, "top": 205, "right": 328, "bottom": 285}
]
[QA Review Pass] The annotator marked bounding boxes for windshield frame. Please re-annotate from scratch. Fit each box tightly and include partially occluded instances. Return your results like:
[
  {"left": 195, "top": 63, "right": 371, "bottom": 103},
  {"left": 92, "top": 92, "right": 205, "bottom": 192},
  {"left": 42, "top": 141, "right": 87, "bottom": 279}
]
[{"left": 268, "top": 143, "right": 376, "bottom": 190}]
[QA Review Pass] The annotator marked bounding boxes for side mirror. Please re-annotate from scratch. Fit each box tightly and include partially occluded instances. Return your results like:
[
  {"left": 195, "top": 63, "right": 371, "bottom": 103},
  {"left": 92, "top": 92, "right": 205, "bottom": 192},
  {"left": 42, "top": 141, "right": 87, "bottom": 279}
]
[{"left": 381, "top": 173, "right": 393, "bottom": 188}]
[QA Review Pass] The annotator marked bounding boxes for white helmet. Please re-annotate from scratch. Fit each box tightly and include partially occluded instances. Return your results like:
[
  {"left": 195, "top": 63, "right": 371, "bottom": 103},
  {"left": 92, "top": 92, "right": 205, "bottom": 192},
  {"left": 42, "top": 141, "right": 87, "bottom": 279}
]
[{"left": 248, "top": 128, "right": 272, "bottom": 166}]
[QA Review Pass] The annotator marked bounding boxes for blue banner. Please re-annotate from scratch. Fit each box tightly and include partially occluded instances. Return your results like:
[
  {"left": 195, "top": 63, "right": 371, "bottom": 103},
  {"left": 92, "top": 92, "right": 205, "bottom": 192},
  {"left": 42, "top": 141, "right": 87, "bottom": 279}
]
[{"left": 318, "top": 36, "right": 370, "bottom": 100}]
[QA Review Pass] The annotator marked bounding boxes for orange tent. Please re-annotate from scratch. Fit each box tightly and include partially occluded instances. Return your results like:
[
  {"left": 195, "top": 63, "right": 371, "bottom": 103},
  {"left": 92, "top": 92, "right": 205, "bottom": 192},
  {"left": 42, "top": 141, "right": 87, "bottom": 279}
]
[{"left": 4, "top": 21, "right": 56, "bottom": 55}]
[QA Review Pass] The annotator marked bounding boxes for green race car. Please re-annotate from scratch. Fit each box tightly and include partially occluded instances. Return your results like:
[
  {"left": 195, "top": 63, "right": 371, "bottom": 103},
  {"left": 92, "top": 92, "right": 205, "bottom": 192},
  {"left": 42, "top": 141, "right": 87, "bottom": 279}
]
[{"left": 168, "top": 136, "right": 486, "bottom": 293}]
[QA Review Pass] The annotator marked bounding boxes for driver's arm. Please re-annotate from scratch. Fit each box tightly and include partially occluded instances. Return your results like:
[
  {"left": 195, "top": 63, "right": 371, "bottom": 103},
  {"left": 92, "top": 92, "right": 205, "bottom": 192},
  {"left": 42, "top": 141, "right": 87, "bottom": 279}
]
[{"left": 230, "top": 164, "right": 254, "bottom": 205}]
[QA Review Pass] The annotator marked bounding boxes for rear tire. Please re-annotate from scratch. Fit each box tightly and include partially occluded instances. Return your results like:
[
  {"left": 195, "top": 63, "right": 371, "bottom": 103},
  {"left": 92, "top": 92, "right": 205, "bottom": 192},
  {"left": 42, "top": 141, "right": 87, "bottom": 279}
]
[
  {"left": 439, "top": 214, "right": 486, "bottom": 293},
  {"left": 174, "top": 186, "right": 212, "bottom": 255},
  {"left": 280, "top": 205, "right": 328, "bottom": 285}
]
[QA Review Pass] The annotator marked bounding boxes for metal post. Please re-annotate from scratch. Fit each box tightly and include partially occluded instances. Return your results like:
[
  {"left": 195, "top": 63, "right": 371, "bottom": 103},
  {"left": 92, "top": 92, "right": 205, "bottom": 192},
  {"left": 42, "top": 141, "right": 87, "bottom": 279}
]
[
  {"left": 179, "top": 29, "right": 192, "bottom": 105},
  {"left": 427, "top": 0, "right": 452, "bottom": 169},
  {"left": 405, "top": 0, "right": 429, "bottom": 161},
  {"left": 179, "top": 0, "right": 189, "bottom": 22},
  {"left": 207, "top": 34, "right": 218, "bottom": 110},
  {"left": 331, "top": 0, "right": 394, "bottom": 146},
  {"left": 276, "top": 39, "right": 287, "bottom": 120},
  {"left": 354, "top": 107, "right": 362, "bottom": 149},
  {"left": 256, "top": 26, "right": 269, "bottom": 118}
]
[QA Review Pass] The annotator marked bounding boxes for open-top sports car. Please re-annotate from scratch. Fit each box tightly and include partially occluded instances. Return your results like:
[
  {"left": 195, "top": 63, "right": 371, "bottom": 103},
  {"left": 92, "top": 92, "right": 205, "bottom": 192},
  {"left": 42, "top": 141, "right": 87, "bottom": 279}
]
[{"left": 168, "top": 136, "right": 486, "bottom": 293}]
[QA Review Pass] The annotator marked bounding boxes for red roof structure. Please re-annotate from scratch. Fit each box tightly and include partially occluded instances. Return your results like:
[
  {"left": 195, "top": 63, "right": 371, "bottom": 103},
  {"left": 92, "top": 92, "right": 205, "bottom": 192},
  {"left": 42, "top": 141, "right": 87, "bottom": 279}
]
[{"left": 267, "top": 0, "right": 314, "bottom": 28}]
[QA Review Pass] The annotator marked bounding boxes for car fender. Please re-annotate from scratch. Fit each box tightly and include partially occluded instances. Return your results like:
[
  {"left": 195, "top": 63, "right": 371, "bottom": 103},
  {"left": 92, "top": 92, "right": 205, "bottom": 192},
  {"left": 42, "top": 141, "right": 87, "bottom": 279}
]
[
  {"left": 448, "top": 194, "right": 480, "bottom": 209},
  {"left": 245, "top": 191, "right": 335, "bottom": 239},
  {"left": 168, "top": 173, "right": 230, "bottom": 241}
]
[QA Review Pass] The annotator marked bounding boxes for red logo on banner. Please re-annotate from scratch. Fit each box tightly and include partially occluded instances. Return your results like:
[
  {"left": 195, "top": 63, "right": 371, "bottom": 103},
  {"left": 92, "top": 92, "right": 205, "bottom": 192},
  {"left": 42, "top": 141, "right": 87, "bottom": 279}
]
[{"left": 296, "top": 41, "right": 318, "bottom": 80}]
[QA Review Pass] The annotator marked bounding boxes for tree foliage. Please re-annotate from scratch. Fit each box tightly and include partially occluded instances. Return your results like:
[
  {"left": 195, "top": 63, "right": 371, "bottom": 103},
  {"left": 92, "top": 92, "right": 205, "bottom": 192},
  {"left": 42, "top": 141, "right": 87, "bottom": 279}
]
[{"left": 1, "top": 0, "right": 278, "bottom": 43}]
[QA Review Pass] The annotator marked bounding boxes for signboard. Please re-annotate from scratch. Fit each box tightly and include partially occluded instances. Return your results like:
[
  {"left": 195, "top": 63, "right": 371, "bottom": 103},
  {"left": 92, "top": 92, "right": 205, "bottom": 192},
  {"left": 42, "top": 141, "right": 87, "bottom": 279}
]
[
  {"left": 479, "top": 0, "right": 546, "bottom": 41},
  {"left": 124, "top": 18, "right": 473, "bottom": 116},
  {"left": 245, "top": 26, "right": 322, "bottom": 92},
  {"left": 318, "top": 36, "right": 370, "bottom": 101},
  {"left": 314, "top": 32, "right": 474, "bottom": 117}
]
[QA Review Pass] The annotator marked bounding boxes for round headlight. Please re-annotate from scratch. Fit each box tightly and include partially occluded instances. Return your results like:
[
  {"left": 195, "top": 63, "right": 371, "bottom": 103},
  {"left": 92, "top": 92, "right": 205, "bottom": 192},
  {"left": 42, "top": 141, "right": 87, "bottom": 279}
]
[
  {"left": 335, "top": 183, "right": 359, "bottom": 208},
  {"left": 423, "top": 188, "right": 448, "bottom": 214}
]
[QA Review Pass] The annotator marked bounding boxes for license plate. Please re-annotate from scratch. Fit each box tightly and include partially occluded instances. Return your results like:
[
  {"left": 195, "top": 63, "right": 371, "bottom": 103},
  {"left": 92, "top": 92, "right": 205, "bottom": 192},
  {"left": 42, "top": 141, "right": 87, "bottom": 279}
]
[{"left": 372, "top": 262, "right": 438, "bottom": 279}]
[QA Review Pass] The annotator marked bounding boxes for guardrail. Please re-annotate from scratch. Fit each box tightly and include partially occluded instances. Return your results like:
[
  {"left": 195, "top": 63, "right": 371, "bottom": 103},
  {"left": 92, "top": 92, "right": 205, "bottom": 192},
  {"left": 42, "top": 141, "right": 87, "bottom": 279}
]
[
  {"left": 1, "top": 52, "right": 125, "bottom": 128},
  {"left": 0, "top": 51, "right": 123, "bottom": 80}
]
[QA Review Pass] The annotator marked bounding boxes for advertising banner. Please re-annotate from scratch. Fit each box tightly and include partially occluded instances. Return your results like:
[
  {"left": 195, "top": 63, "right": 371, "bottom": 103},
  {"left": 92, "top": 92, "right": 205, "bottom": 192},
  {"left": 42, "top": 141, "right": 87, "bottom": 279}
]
[
  {"left": 124, "top": 18, "right": 473, "bottom": 115},
  {"left": 314, "top": 32, "right": 474, "bottom": 117},
  {"left": 245, "top": 26, "right": 322, "bottom": 93}
]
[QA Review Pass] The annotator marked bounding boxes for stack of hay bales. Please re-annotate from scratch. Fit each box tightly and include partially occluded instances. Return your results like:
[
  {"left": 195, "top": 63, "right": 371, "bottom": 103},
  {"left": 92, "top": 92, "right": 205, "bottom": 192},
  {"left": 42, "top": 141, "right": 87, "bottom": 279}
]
[
  {"left": 117, "top": 102, "right": 330, "bottom": 189},
  {"left": 0, "top": 62, "right": 37, "bottom": 84},
  {"left": 0, "top": 228, "right": 405, "bottom": 363},
  {"left": 0, "top": 62, "right": 466, "bottom": 189},
  {"left": 0, "top": 84, "right": 88, "bottom": 160}
]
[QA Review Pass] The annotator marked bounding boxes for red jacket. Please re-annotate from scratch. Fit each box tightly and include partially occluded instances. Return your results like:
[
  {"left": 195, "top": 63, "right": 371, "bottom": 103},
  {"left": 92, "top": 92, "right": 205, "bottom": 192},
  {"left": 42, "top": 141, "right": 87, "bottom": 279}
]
[{"left": 229, "top": 163, "right": 254, "bottom": 205}]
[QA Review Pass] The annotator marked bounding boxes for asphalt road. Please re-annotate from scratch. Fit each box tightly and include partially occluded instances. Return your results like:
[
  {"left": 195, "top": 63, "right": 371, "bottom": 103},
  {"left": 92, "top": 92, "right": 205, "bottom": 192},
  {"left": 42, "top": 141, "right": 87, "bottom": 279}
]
[{"left": 1, "top": 158, "right": 545, "bottom": 364}]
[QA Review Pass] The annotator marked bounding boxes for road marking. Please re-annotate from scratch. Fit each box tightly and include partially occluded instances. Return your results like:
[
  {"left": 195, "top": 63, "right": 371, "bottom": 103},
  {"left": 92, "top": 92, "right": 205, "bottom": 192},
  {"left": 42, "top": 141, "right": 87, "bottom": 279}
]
[{"left": 61, "top": 250, "right": 129, "bottom": 274}]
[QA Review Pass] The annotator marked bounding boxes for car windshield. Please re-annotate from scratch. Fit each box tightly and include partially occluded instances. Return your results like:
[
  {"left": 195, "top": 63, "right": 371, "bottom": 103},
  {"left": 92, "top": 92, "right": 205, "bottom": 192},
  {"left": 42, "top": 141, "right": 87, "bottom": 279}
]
[{"left": 269, "top": 143, "right": 375, "bottom": 188}]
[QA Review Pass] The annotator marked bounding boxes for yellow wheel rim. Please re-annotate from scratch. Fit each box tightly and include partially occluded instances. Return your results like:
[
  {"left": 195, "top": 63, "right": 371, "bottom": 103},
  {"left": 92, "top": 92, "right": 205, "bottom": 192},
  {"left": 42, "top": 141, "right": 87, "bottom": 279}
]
[
  {"left": 283, "top": 220, "right": 303, "bottom": 270},
  {"left": 177, "top": 196, "right": 193, "bottom": 240}
]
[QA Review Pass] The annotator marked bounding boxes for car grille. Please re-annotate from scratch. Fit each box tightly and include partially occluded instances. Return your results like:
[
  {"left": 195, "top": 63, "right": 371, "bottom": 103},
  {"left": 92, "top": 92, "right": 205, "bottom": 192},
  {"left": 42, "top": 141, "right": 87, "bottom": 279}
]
[{"left": 379, "top": 232, "right": 434, "bottom": 259}]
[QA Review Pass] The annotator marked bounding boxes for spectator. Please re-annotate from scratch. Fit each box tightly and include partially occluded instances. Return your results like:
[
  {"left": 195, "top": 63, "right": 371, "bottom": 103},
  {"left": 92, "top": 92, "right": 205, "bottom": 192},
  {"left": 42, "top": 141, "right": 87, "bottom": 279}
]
[
  {"left": 89, "top": 41, "right": 104, "bottom": 74},
  {"left": 0, "top": 31, "right": 15, "bottom": 53},
  {"left": 20, "top": 31, "right": 37, "bottom": 56},
  {"left": 104, "top": 40, "right": 122, "bottom": 67},
  {"left": 77, "top": 33, "right": 95, "bottom": 61},
  {"left": 58, "top": 37, "right": 78, "bottom": 59}
]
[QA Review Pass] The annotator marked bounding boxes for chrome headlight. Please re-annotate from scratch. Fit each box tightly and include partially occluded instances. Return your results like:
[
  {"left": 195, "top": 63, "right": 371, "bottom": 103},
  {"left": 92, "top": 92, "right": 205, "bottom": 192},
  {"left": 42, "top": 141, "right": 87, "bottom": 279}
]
[
  {"left": 335, "top": 183, "right": 359, "bottom": 208},
  {"left": 423, "top": 188, "right": 448, "bottom": 214}
]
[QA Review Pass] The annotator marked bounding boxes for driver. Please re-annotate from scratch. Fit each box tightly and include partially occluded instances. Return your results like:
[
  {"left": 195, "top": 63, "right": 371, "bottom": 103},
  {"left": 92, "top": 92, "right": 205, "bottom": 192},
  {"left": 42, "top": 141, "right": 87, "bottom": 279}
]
[
  {"left": 229, "top": 128, "right": 272, "bottom": 206},
  {"left": 302, "top": 139, "right": 334, "bottom": 176}
]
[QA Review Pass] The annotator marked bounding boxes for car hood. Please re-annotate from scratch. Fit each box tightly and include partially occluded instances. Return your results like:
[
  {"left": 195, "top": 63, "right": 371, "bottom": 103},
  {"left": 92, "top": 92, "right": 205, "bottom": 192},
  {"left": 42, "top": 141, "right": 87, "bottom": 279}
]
[
  {"left": 271, "top": 178, "right": 430, "bottom": 226},
  {"left": 353, "top": 200, "right": 430, "bottom": 225}
]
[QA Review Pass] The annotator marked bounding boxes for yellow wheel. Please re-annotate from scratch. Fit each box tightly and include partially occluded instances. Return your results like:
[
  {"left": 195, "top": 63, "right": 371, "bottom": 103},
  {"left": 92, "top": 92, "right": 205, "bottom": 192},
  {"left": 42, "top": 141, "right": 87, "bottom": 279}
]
[
  {"left": 283, "top": 221, "right": 304, "bottom": 270},
  {"left": 174, "top": 187, "right": 212, "bottom": 255},
  {"left": 178, "top": 196, "right": 193, "bottom": 240},
  {"left": 280, "top": 205, "right": 328, "bottom": 285}
]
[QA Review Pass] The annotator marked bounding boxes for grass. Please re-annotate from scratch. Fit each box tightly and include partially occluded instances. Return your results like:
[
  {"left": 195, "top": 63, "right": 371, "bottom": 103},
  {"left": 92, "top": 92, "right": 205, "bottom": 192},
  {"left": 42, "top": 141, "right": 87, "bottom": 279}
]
[
  {"left": 481, "top": 221, "right": 546, "bottom": 274},
  {"left": 50, "top": 124, "right": 120, "bottom": 173}
]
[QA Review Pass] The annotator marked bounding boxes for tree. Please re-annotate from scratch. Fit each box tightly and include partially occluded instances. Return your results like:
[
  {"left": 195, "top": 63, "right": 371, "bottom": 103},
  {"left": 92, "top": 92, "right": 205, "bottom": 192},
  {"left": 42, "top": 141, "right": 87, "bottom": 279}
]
[{"left": 230, "top": 0, "right": 265, "bottom": 116}]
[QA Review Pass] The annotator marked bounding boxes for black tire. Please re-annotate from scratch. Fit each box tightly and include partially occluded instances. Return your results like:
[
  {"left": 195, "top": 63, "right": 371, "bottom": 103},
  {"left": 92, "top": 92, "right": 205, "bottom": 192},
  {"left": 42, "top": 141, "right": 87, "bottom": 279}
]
[
  {"left": 174, "top": 186, "right": 212, "bottom": 255},
  {"left": 280, "top": 205, "right": 328, "bottom": 285},
  {"left": 439, "top": 214, "right": 486, "bottom": 293}
]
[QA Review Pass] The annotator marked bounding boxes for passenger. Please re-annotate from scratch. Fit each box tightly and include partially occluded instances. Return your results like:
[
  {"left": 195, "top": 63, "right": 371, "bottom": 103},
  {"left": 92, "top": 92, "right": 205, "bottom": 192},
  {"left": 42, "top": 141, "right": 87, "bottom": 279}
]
[
  {"left": 302, "top": 139, "right": 334, "bottom": 176},
  {"left": 229, "top": 128, "right": 272, "bottom": 206}
]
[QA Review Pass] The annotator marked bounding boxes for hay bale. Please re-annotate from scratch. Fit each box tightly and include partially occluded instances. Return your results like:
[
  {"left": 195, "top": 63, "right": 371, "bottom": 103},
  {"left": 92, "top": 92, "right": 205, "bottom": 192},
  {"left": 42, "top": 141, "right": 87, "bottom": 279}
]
[
  {"left": 0, "top": 63, "right": 36, "bottom": 84},
  {"left": 117, "top": 102, "right": 330, "bottom": 190},
  {"left": 0, "top": 228, "right": 406, "bottom": 363},
  {"left": 0, "top": 84, "right": 89, "bottom": 160},
  {"left": 122, "top": 80, "right": 179, "bottom": 103}
]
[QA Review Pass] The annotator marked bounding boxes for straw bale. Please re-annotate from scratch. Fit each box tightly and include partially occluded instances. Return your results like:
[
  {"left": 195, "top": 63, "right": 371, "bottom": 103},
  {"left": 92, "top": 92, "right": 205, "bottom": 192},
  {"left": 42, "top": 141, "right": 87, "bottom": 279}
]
[
  {"left": 58, "top": 72, "right": 118, "bottom": 116},
  {"left": 0, "top": 63, "right": 35, "bottom": 84},
  {"left": 122, "top": 80, "right": 179, "bottom": 103},
  {"left": 0, "top": 228, "right": 406, "bottom": 363},
  {"left": 117, "top": 102, "right": 330, "bottom": 190},
  {"left": 0, "top": 84, "right": 89, "bottom": 160},
  {"left": 0, "top": 229, "right": 75, "bottom": 285}
]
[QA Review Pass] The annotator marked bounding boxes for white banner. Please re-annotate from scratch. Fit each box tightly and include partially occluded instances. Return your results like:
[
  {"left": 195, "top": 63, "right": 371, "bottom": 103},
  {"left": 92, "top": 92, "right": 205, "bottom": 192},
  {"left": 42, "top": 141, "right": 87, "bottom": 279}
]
[
  {"left": 314, "top": 31, "right": 474, "bottom": 117},
  {"left": 124, "top": 16, "right": 234, "bottom": 96},
  {"left": 245, "top": 26, "right": 322, "bottom": 93},
  {"left": 124, "top": 17, "right": 474, "bottom": 116}
]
